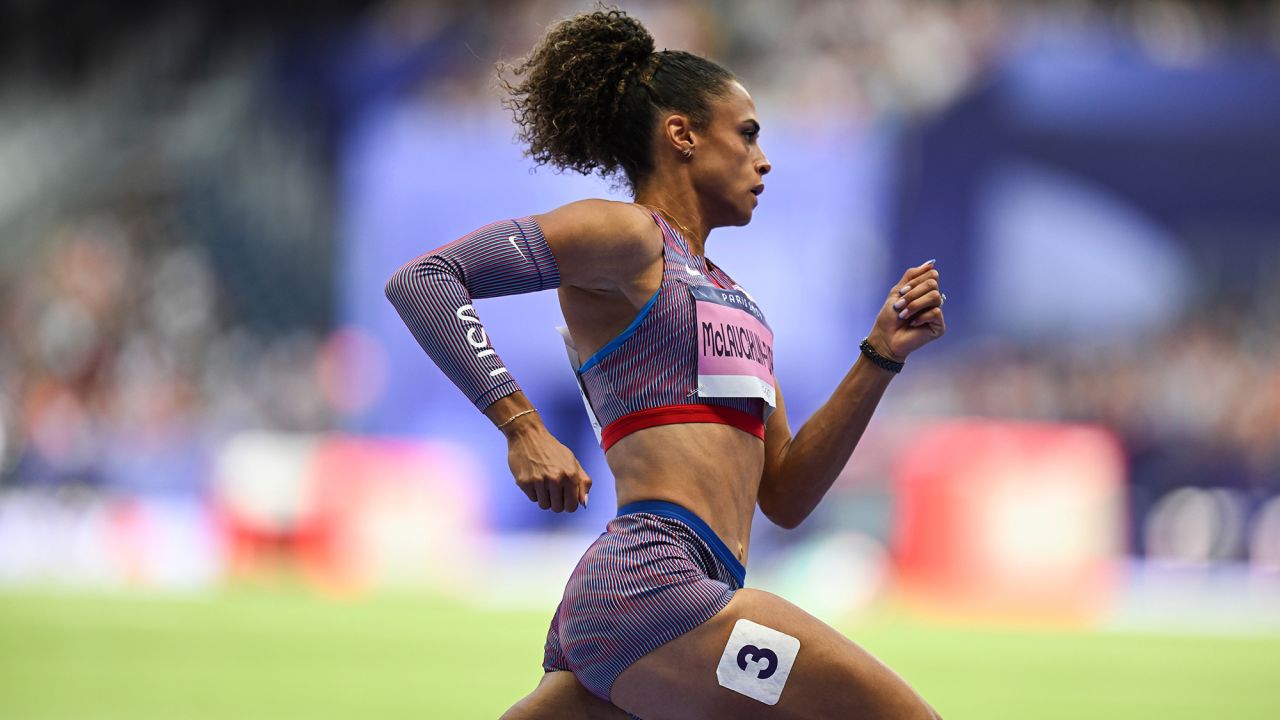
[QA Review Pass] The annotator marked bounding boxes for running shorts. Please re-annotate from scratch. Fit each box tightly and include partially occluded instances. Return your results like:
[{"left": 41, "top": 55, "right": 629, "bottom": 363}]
[{"left": 542, "top": 500, "right": 748, "bottom": 702}]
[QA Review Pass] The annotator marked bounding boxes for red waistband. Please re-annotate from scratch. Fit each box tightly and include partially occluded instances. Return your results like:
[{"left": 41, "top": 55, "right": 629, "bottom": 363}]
[{"left": 600, "top": 404, "right": 765, "bottom": 451}]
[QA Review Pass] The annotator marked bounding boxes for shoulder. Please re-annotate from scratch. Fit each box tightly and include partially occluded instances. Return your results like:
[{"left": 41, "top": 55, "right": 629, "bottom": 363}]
[
  {"left": 532, "top": 199, "right": 657, "bottom": 249},
  {"left": 532, "top": 199, "right": 663, "bottom": 290}
]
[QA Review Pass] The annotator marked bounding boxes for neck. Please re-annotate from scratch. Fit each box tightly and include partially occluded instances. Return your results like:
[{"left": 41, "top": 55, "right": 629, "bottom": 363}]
[{"left": 634, "top": 187, "right": 708, "bottom": 256}]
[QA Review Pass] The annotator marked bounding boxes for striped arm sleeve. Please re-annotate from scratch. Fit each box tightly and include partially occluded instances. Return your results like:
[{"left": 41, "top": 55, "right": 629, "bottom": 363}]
[{"left": 384, "top": 217, "right": 562, "bottom": 411}]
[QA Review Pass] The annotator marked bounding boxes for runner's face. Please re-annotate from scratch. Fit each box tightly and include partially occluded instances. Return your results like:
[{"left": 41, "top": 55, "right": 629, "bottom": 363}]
[{"left": 692, "top": 81, "right": 771, "bottom": 228}]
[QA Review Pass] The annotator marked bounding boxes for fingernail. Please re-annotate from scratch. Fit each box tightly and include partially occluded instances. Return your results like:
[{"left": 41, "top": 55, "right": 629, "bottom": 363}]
[
  {"left": 583, "top": 494, "right": 589, "bottom": 509},
  {"left": 893, "top": 300, "right": 903, "bottom": 311},
  {"left": 923, "top": 258, "right": 936, "bottom": 266},
  {"left": 898, "top": 309, "right": 908, "bottom": 319},
  {"left": 899, "top": 285, "right": 911, "bottom": 296}
]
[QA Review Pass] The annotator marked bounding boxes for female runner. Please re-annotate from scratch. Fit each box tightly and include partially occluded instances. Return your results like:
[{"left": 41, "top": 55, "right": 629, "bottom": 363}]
[{"left": 385, "top": 8, "right": 946, "bottom": 719}]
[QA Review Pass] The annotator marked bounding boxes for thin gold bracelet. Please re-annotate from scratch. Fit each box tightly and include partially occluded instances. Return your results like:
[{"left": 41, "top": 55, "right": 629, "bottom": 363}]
[{"left": 497, "top": 408, "right": 538, "bottom": 429}]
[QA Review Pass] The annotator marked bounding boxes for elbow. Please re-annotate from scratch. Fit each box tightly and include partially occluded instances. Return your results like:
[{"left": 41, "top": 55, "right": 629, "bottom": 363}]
[
  {"left": 385, "top": 254, "right": 447, "bottom": 307},
  {"left": 384, "top": 265, "right": 408, "bottom": 304},
  {"left": 766, "top": 508, "right": 806, "bottom": 531},
  {"left": 384, "top": 257, "right": 420, "bottom": 305},
  {"left": 758, "top": 484, "right": 806, "bottom": 530},
  {"left": 767, "top": 515, "right": 801, "bottom": 531}
]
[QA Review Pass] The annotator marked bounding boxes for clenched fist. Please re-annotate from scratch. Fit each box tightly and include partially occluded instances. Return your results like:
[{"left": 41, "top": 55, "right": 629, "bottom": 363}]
[{"left": 866, "top": 259, "right": 947, "bottom": 363}]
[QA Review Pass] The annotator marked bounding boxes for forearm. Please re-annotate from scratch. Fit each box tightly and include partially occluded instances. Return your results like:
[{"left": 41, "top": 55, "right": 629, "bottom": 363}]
[
  {"left": 762, "top": 259, "right": 946, "bottom": 529},
  {"left": 384, "top": 217, "right": 560, "bottom": 411},
  {"left": 770, "top": 354, "right": 895, "bottom": 526}
]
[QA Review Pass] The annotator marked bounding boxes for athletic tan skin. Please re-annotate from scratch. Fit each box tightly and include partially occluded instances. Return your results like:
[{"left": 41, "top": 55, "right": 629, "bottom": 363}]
[{"left": 496, "top": 81, "right": 946, "bottom": 719}]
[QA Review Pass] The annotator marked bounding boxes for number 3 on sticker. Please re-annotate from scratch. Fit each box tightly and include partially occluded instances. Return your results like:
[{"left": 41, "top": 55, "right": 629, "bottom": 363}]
[
  {"left": 736, "top": 644, "right": 778, "bottom": 679},
  {"left": 717, "top": 619, "right": 801, "bottom": 705}
]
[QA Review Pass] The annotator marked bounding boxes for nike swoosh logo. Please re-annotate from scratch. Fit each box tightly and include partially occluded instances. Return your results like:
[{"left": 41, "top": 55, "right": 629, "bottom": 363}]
[
  {"left": 684, "top": 264, "right": 701, "bottom": 276},
  {"left": 508, "top": 236, "right": 525, "bottom": 259}
]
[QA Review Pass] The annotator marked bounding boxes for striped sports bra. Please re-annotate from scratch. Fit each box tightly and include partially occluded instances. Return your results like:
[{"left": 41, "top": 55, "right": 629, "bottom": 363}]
[{"left": 557, "top": 209, "right": 776, "bottom": 451}]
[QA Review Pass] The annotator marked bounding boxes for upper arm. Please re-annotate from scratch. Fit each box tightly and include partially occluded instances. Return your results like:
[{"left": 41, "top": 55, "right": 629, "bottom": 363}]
[
  {"left": 533, "top": 200, "right": 662, "bottom": 292},
  {"left": 759, "top": 379, "right": 794, "bottom": 523}
]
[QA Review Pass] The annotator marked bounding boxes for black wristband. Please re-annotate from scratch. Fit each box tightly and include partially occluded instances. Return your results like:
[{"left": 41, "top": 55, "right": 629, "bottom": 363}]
[{"left": 860, "top": 337, "right": 904, "bottom": 374}]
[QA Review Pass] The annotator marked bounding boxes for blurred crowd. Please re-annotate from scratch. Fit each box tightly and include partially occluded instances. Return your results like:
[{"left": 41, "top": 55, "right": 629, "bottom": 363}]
[
  {"left": 1, "top": 0, "right": 1277, "bottom": 569},
  {"left": 344, "top": 0, "right": 1280, "bottom": 117},
  {"left": 0, "top": 211, "right": 334, "bottom": 494}
]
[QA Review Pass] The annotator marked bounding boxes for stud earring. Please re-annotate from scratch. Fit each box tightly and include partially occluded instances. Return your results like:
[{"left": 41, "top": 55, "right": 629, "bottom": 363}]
[{"left": 682, "top": 146, "right": 693, "bottom": 159}]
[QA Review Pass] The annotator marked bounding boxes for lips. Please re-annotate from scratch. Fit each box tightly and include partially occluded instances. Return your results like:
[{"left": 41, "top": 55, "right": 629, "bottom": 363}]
[{"left": 751, "top": 185, "right": 765, "bottom": 196}]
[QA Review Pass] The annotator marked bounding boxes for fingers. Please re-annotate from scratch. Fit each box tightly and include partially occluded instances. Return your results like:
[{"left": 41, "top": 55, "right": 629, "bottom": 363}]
[
  {"left": 550, "top": 478, "right": 568, "bottom": 512},
  {"left": 566, "top": 469, "right": 591, "bottom": 513},
  {"left": 892, "top": 270, "right": 941, "bottom": 315},
  {"left": 559, "top": 467, "right": 591, "bottom": 513},
  {"left": 891, "top": 265, "right": 938, "bottom": 304},
  {"left": 518, "top": 482, "right": 538, "bottom": 504},
  {"left": 875, "top": 261, "right": 947, "bottom": 357},
  {"left": 897, "top": 258, "right": 936, "bottom": 285},
  {"left": 509, "top": 436, "right": 592, "bottom": 514},
  {"left": 522, "top": 468, "right": 593, "bottom": 514},
  {"left": 907, "top": 306, "right": 945, "bottom": 333},
  {"left": 898, "top": 290, "right": 944, "bottom": 324},
  {"left": 530, "top": 477, "right": 564, "bottom": 512}
]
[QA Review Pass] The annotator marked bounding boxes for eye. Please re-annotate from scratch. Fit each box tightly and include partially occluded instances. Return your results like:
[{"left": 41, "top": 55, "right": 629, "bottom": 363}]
[{"left": 742, "top": 129, "right": 759, "bottom": 142}]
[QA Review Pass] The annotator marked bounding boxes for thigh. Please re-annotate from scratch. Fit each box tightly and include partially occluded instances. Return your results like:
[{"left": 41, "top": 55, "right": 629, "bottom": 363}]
[
  {"left": 501, "top": 670, "right": 632, "bottom": 720},
  {"left": 610, "top": 589, "right": 941, "bottom": 720}
]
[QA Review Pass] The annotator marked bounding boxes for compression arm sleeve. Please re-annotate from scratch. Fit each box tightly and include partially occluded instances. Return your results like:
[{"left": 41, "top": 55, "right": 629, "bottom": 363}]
[{"left": 384, "top": 217, "right": 562, "bottom": 411}]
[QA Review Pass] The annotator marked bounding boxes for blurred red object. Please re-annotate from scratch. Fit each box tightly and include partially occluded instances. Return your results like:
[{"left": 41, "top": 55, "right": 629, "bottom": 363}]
[
  {"left": 892, "top": 420, "right": 1126, "bottom": 626},
  {"left": 214, "top": 433, "right": 487, "bottom": 595}
]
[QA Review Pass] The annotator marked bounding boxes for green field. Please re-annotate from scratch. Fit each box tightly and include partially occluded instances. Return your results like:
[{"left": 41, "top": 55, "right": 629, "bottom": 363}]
[{"left": 1, "top": 589, "right": 1278, "bottom": 719}]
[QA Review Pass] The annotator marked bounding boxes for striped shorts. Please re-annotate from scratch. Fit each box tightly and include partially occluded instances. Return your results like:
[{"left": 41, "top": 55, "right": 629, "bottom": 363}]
[{"left": 543, "top": 500, "right": 748, "bottom": 703}]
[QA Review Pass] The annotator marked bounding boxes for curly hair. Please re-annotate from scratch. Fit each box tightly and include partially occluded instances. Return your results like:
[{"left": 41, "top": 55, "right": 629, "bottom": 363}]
[{"left": 498, "top": 6, "right": 735, "bottom": 192}]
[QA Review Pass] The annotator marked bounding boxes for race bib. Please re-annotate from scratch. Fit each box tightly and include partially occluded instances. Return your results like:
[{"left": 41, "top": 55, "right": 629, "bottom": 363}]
[{"left": 691, "top": 285, "right": 776, "bottom": 407}]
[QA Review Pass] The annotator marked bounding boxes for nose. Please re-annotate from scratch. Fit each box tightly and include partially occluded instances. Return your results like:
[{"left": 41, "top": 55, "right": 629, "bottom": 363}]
[{"left": 756, "top": 154, "right": 772, "bottom": 177}]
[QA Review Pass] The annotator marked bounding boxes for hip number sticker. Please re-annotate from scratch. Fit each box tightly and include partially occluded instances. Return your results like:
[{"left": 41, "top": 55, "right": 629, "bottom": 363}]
[{"left": 716, "top": 619, "right": 800, "bottom": 705}]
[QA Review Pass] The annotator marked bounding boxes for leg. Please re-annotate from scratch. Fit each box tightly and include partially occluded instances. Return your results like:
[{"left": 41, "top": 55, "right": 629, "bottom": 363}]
[
  {"left": 501, "top": 670, "right": 632, "bottom": 720},
  {"left": 611, "top": 588, "right": 942, "bottom": 720}
]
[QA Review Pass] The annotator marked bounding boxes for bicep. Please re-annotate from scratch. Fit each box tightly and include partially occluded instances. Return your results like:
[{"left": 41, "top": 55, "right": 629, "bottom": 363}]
[{"left": 533, "top": 200, "right": 661, "bottom": 291}]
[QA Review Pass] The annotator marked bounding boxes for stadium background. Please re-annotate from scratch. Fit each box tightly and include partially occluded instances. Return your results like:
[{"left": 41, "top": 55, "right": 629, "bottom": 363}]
[{"left": 1, "top": 0, "right": 1278, "bottom": 717}]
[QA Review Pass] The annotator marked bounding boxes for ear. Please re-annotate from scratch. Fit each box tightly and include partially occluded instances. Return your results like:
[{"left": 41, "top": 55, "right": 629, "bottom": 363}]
[{"left": 661, "top": 112, "right": 696, "bottom": 157}]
